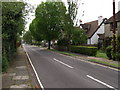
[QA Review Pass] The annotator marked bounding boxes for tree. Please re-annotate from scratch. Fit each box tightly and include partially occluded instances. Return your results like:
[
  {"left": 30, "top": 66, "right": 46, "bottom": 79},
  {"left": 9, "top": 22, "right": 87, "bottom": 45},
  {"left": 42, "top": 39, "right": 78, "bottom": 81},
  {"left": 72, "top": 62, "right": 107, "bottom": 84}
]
[
  {"left": 58, "top": 0, "right": 80, "bottom": 50},
  {"left": 2, "top": 2, "right": 25, "bottom": 71},
  {"left": 34, "top": 1, "right": 66, "bottom": 49},
  {"left": 23, "top": 31, "right": 32, "bottom": 44},
  {"left": 72, "top": 27, "right": 87, "bottom": 45},
  {"left": 29, "top": 18, "right": 43, "bottom": 42}
]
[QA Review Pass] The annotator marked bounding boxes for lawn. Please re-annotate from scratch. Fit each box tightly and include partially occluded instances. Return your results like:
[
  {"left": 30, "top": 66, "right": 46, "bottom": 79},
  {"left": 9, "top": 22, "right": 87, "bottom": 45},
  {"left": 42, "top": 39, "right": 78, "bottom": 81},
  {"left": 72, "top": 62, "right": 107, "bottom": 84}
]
[
  {"left": 89, "top": 59, "right": 120, "bottom": 68},
  {"left": 96, "top": 50, "right": 108, "bottom": 59}
]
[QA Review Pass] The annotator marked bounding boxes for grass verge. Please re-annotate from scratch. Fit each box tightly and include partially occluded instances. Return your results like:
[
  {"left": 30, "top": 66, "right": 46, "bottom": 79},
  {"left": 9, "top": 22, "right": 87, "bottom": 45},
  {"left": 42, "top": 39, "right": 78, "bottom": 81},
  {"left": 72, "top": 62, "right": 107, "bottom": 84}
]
[
  {"left": 49, "top": 49, "right": 79, "bottom": 57},
  {"left": 49, "top": 49, "right": 120, "bottom": 69},
  {"left": 96, "top": 50, "right": 108, "bottom": 59},
  {"left": 89, "top": 59, "right": 120, "bottom": 68}
]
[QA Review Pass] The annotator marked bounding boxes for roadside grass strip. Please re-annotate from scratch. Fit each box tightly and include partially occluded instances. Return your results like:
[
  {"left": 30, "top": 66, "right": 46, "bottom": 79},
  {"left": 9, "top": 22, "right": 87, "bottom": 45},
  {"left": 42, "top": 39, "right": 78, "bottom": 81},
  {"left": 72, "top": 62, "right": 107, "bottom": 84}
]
[
  {"left": 89, "top": 59, "right": 120, "bottom": 69},
  {"left": 49, "top": 49, "right": 120, "bottom": 69}
]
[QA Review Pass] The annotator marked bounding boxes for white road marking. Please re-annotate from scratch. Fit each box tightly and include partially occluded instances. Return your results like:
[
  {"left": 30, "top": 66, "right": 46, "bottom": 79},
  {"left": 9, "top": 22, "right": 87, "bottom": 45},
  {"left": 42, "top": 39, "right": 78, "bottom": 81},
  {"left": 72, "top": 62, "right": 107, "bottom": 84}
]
[
  {"left": 53, "top": 58, "right": 74, "bottom": 69},
  {"left": 50, "top": 51, "right": 119, "bottom": 71},
  {"left": 87, "top": 75, "right": 115, "bottom": 89},
  {"left": 23, "top": 45, "right": 44, "bottom": 90}
]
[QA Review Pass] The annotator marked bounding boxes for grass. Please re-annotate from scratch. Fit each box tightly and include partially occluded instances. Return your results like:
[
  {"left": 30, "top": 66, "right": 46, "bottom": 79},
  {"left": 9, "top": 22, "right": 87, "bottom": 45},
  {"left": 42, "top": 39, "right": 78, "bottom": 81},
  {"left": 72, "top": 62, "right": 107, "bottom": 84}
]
[
  {"left": 49, "top": 49, "right": 79, "bottom": 57},
  {"left": 89, "top": 59, "right": 120, "bottom": 68},
  {"left": 49, "top": 49, "right": 120, "bottom": 68},
  {"left": 96, "top": 50, "right": 108, "bottom": 59}
]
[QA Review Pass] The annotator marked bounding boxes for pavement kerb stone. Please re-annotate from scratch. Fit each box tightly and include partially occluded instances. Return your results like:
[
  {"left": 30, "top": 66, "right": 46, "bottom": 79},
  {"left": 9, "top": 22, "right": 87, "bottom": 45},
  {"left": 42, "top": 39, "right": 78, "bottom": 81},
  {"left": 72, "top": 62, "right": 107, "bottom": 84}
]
[{"left": 48, "top": 49, "right": 119, "bottom": 70}]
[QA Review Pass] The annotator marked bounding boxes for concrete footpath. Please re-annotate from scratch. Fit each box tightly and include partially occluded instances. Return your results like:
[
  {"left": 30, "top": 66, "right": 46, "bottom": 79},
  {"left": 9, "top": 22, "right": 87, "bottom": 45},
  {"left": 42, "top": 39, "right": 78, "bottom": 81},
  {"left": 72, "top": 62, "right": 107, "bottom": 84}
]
[{"left": 2, "top": 47, "right": 40, "bottom": 89}]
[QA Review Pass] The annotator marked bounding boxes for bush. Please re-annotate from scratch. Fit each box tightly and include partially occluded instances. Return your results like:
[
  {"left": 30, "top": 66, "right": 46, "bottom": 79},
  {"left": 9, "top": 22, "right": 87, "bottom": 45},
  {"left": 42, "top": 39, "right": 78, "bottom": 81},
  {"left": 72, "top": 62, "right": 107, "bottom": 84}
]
[
  {"left": 116, "top": 53, "right": 120, "bottom": 61},
  {"left": 55, "top": 46, "right": 68, "bottom": 51},
  {"left": 2, "top": 54, "right": 9, "bottom": 72},
  {"left": 70, "top": 46, "right": 97, "bottom": 56},
  {"left": 106, "top": 46, "right": 112, "bottom": 60},
  {"left": 57, "top": 38, "right": 68, "bottom": 46}
]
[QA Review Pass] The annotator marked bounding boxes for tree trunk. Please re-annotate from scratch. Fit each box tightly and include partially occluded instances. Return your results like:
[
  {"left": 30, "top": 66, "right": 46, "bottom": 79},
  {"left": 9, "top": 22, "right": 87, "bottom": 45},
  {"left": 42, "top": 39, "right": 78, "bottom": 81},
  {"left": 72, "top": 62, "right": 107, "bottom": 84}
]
[{"left": 48, "top": 40, "right": 51, "bottom": 49}]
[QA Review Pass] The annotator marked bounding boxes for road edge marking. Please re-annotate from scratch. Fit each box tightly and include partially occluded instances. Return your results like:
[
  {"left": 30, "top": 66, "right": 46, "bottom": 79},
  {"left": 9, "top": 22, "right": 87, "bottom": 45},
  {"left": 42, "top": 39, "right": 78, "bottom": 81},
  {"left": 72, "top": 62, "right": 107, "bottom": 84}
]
[
  {"left": 53, "top": 58, "right": 74, "bottom": 69},
  {"left": 50, "top": 50, "right": 119, "bottom": 71},
  {"left": 86, "top": 75, "right": 115, "bottom": 89},
  {"left": 23, "top": 45, "right": 44, "bottom": 90}
]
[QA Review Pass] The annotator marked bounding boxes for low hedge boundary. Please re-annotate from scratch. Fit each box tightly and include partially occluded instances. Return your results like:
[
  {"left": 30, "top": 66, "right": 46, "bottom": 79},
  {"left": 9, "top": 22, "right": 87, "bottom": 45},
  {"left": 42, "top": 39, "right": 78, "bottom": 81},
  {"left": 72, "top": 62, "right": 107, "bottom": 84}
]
[{"left": 70, "top": 46, "right": 97, "bottom": 56}]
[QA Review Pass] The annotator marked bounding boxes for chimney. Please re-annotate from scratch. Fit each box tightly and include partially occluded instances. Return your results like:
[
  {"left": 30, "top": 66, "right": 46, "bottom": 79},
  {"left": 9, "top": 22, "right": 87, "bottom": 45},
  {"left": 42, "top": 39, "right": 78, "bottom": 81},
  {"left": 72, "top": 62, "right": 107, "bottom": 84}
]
[{"left": 98, "top": 16, "right": 103, "bottom": 25}]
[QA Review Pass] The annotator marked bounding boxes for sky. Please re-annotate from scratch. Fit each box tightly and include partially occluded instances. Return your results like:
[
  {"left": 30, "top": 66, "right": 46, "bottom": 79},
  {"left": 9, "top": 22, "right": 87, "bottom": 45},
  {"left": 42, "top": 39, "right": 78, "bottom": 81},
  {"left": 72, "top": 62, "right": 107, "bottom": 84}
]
[{"left": 24, "top": 0, "right": 120, "bottom": 31}]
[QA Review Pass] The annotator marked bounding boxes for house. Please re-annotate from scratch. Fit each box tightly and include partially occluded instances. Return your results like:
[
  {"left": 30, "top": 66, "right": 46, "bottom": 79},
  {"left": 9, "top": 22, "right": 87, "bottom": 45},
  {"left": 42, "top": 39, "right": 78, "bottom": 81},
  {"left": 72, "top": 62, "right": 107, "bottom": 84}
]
[
  {"left": 104, "top": 11, "right": 120, "bottom": 38},
  {"left": 118, "top": 1, "right": 120, "bottom": 11},
  {"left": 80, "top": 16, "right": 106, "bottom": 45}
]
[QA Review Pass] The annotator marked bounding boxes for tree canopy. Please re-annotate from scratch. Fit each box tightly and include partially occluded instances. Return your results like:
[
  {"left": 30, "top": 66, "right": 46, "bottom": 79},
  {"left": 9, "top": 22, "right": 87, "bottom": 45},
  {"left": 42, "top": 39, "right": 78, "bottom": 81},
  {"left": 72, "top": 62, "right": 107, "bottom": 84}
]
[
  {"left": 2, "top": 2, "right": 25, "bottom": 71},
  {"left": 30, "top": 1, "right": 66, "bottom": 49},
  {"left": 29, "top": 0, "right": 87, "bottom": 50}
]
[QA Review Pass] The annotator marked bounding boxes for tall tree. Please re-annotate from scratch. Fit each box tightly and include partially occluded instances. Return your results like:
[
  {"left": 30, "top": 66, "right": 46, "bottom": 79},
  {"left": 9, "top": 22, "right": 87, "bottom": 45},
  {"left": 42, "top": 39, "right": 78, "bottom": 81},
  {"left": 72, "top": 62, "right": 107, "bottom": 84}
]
[
  {"left": 29, "top": 18, "right": 43, "bottom": 42},
  {"left": 59, "top": 0, "right": 79, "bottom": 50},
  {"left": 35, "top": 1, "right": 66, "bottom": 49}
]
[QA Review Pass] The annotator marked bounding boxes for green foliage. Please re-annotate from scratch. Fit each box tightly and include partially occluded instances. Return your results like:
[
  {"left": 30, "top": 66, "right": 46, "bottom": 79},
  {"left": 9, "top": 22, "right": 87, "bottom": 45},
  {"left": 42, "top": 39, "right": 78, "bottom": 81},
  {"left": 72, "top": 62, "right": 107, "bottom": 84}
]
[
  {"left": 70, "top": 46, "right": 97, "bottom": 56},
  {"left": 116, "top": 53, "right": 120, "bottom": 61},
  {"left": 30, "top": 1, "right": 67, "bottom": 49},
  {"left": 96, "top": 50, "right": 108, "bottom": 59},
  {"left": 116, "top": 33, "right": 120, "bottom": 60},
  {"left": 57, "top": 38, "right": 69, "bottom": 46},
  {"left": 2, "top": 2, "right": 25, "bottom": 72},
  {"left": 29, "top": 18, "right": 43, "bottom": 42},
  {"left": 23, "top": 31, "right": 32, "bottom": 44},
  {"left": 35, "top": 1, "right": 66, "bottom": 40},
  {"left": 106, "top": 46, "right": 112, "bottom": 60},
  {"left": 2, "top": 51, "right": 9, "bottom": 72},
  {"left": 72, "top": 27, "right": 87, "bottom": 45}
]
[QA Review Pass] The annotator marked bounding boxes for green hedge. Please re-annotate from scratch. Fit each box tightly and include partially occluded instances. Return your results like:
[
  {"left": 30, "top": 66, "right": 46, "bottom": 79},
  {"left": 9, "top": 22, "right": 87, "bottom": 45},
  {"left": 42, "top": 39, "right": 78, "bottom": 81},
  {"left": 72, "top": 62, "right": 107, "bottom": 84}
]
[{"left": 70, "top": 46, "right": 97, "bottom": 56}]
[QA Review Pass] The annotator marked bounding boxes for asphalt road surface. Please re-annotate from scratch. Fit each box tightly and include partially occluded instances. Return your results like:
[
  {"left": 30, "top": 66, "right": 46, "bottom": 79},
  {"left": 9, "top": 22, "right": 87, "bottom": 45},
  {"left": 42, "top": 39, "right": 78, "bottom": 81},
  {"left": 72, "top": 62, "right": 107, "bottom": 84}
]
[{"left": 23, "top": 44, "right": 119, "bottom": 89}]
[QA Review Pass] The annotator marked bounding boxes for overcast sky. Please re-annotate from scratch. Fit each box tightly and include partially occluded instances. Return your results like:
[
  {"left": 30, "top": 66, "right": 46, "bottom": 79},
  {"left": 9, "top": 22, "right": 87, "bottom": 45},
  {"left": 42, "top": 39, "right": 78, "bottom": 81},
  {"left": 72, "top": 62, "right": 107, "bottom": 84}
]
[{"left": 25, "top": 0, "right": 120, "bottom": 30}]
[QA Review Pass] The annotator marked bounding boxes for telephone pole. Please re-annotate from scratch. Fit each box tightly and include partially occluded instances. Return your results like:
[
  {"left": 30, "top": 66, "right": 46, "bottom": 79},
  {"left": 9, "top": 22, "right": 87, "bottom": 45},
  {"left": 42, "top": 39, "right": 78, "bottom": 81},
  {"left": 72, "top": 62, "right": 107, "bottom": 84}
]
[{"left": 113, "top": 0, "right": 116, "bottom": 60}]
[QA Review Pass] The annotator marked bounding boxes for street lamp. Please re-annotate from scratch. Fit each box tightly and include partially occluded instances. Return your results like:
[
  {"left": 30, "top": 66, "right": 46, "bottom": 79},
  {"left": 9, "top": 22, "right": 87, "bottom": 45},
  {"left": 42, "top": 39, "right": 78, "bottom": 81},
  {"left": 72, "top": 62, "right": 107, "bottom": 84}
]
[{"left": 113, "top": 0, "right": 116, "bottom": 60}]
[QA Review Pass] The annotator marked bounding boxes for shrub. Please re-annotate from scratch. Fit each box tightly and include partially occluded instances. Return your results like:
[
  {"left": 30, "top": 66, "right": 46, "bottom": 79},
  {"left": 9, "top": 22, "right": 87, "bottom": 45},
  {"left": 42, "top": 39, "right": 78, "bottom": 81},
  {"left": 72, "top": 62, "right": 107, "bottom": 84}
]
[
  {"left": 2, "top": 54, "right": 9, "bottom": 72},
  {"left": 116, "top": 34, "right": 120, "bottom": 61},
  {"left": 70, "top": 46, "right": 97, "bottom": 56},
  {"left": 106, "top": 46, "right": 112, "bottom": 60},
  {"left": 56, "top": 46, "right": 68, "bottom": 51},
  {"left": 116, "top": 53, "right": 120, "bottom": 61},
  {"left": 57, "top": 38, "right": 68, "bottom": 46}
]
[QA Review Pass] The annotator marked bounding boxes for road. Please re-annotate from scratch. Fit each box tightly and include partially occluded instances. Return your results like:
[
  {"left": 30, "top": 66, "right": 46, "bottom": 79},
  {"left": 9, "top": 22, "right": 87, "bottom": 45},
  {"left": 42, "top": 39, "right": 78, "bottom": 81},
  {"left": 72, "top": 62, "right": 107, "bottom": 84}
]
[{"left": 23, "top": 44, "right": 119, "bottom": 89}]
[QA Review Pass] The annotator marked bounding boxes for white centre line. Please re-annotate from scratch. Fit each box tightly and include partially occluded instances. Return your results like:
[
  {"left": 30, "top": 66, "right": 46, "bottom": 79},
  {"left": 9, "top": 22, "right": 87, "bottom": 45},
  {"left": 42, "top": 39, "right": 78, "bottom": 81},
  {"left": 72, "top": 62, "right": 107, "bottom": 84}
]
[
  {"left": 53, "top": 58, "right": 74, "bottom": 69},
  {"left": 87, "top": 75, "right": 115, "bottom": 89}
]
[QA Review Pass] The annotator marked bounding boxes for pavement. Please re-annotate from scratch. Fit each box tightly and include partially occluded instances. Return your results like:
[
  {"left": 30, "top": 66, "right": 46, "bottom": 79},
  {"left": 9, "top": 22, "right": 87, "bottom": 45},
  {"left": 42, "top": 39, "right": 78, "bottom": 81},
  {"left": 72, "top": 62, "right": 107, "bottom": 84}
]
[
  {"left": 23, "top": 44, "right": 119, "bottom": 89},
  {"left": 2, "top": 46, "right": 40, "bottom": 89}
]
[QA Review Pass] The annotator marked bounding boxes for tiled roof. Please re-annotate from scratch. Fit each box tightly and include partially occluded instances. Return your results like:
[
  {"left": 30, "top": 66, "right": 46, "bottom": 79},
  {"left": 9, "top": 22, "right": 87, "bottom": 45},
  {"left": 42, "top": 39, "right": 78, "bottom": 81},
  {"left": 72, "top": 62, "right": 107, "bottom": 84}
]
[
  {"left": 105, "top": 11, "right": 120, "bottom": 24},
  {"left": 81, "top": 20, "right": 98, "bottom": 38}
]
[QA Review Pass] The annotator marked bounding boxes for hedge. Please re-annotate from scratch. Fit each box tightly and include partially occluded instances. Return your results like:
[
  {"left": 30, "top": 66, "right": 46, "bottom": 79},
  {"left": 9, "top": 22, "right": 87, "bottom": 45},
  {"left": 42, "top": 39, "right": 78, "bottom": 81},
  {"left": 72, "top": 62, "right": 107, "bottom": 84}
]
[{"left": 70, "top": 46, "right": 97, "bottom": 56}]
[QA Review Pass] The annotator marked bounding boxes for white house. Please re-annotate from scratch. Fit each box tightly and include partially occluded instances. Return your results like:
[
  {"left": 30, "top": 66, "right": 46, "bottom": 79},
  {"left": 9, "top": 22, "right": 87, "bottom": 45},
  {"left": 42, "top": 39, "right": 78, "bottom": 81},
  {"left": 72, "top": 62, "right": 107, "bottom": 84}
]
[
  {"left": 80, "top": 16, "right": 106, "bottom": 45},
  {"left": 118, "top": 1, "right": 120, "bottom": 11}
]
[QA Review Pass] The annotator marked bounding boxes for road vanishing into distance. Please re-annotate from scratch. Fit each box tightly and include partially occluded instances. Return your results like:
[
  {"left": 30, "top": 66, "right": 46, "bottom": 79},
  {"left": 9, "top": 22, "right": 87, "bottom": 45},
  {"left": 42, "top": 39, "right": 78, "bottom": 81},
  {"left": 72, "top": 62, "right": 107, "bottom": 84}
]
[{"left": 23, "top": 44, "right": 119, "bottom": 89}]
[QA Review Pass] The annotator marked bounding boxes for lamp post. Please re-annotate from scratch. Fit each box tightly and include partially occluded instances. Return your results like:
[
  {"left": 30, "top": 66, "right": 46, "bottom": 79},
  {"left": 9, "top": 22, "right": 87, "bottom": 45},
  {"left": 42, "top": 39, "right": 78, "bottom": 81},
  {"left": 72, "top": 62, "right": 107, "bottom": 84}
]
[{"left": 113, "top": 0, "right": 116, "bottom": 60}]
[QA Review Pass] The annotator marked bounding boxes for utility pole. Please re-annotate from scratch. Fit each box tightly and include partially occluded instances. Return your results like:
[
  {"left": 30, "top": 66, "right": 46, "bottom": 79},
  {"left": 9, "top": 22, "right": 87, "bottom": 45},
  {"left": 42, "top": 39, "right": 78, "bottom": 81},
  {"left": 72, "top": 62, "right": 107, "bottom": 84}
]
[{"left": 113, "top": 0, "right": 116, "bottom": 60}]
